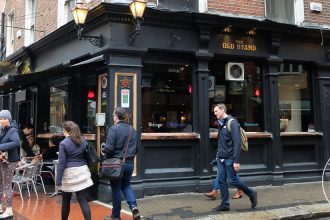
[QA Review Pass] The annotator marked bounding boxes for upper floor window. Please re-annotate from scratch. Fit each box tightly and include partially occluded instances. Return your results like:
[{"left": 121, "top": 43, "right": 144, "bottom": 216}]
[
  {"left": 57, "top": 0, "right": 75, "bottom": 28},
  {"left": 265, "top": 0, "right": 304, "bottom": 25},
  {"left": 5, "top": 13, "right": 14, "bottom": 56},
  {"left": 24, "top": 0, "right": 36, "bottom": 46}
]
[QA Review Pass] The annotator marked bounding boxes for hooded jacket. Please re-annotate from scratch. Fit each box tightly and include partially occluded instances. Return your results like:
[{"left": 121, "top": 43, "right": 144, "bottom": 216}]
[
  {"left": 0, "top": 120, "right": 20, "bottom": 162},
  {"left": 105, "top": 121, "right": 138, "bottom": 162}
]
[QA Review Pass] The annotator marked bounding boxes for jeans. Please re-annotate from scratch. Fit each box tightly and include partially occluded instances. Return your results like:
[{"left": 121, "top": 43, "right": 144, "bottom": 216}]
[
  {"left": 110, "top": 162, "right": 137, "bottom": 218},
  {"left": 216, "top": 158, "right": 254, "bottom": 207},
  {"left": 214, "top": 172, "right": 241, "bottom": 190}
]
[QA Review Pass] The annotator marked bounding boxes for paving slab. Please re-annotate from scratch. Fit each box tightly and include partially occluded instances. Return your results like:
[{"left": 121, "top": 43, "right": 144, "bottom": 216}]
[
  {"left": 265, "top": 207, "right": 313, "bottom": 220},
  {"left": 298, "top": 204, "right": 330, "bottom": 218}
]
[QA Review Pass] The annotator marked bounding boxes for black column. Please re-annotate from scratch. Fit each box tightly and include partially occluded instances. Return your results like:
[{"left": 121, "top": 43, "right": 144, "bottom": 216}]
[
  {"left": 99, "top": 48, "right": 146, "bottom": 203},
  {"left": 264, "top": 57, "right": 283, "bottom": 185}
]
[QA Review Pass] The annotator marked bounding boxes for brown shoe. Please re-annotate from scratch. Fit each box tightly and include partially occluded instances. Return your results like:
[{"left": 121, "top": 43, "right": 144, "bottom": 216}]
[
  {"left": 204, "top": 189, "right": 218, "bottom": 200},
  {"left": 232, "top": 189, "right": 243, "bottom": 199}
]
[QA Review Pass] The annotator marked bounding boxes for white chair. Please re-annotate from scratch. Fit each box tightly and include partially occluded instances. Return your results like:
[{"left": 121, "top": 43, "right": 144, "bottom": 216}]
[{"left": 12, "top": 164, "right": 38, "bottom": 203}]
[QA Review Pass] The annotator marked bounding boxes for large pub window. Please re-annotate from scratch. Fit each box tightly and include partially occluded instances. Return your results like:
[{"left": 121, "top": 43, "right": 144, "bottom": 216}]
[
  {"left": 209, "top": 61, "right": 263, "bottom": 132},
  {"left": 142, "top": 63, "right": 192, "bottom": 133},
  {"left": 278, "top": 64, "right": 314, "bottom": 132},
  {"left": 49, "top": 86, "right": 68, "bottom": 133}
]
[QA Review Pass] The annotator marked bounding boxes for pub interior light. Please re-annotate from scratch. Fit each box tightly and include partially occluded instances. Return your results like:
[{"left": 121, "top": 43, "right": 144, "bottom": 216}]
[
  {"left": 71, "top": 0, "right": 103, "bottom": 47},
  {"left": 223, "top": 25, "right": 232, "bottom": 33}
]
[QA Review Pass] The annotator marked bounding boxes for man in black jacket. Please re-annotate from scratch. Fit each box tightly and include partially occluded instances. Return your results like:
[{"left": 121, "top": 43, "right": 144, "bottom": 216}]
[
  {"left": 104, "top": 107, "right": 140, "bottom": 220},
  {"left": 212, "top": 103, "right": 257, "bottom": 212}
]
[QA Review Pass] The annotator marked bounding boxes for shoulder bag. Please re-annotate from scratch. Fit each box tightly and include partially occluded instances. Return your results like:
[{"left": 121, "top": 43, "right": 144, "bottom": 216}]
[
  {"left": 100, "top": 126, "right": 132, "bottom": 180},
  {"left": 85, "top": 143, "right": 99, "bottom": 165}
]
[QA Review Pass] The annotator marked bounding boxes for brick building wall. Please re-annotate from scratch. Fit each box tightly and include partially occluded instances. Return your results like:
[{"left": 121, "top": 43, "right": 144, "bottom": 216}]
[
  {"left": 4, "top": 0, "right": 57, "bottom": 55},
  {"left": 207, "top": 0, "right": 265, "bottom": 17},
  {"left": 304, "top": 0, "right": 330, "bottom": 25}
]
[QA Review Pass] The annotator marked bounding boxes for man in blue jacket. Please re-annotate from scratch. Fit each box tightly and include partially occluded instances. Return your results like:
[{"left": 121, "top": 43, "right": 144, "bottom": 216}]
[{"left": 212, "top": 104, "right": 257, "bottom": 212}]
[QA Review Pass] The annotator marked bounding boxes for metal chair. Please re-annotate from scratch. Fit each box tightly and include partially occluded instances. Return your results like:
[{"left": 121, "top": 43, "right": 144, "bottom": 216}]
[
  {"left": 12, "top": 164, "right": 39, "bottom": 203},
  {"left": 32, "top": 162, "right": 47, "bottom": 194}
]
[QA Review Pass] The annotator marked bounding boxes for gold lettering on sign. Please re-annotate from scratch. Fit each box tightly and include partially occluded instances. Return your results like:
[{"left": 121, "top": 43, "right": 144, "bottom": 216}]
[{"left": 221, "top": 39, "right": 257, "bottom": 51}]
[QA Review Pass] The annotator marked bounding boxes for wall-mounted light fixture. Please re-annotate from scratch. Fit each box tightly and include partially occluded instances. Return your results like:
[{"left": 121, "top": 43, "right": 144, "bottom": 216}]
[
  {"left": 129, "top": 0, "right": 147, "bottom": 45},
  {"left": 71, "top": 0, "right": 103, "bottom": 47},
  {"left": 247, "top": 28, "right": 257, "bottom": 36},
  {"left": 223, "top": 25, "right": 232, "bottom": 33}
]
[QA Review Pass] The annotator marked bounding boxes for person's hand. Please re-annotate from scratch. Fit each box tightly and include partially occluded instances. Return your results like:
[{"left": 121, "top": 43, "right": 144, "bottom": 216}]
[{"left": 233, "top": 163, "right": 240, "bottom": 172}]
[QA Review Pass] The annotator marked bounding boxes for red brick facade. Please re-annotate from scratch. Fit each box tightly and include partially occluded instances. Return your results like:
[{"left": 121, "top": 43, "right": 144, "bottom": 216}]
[
  {"left": 207, "top": 0, "right": 265, "bottom": 17},
  {"left": 304, "top": 0, "right": 330, "bottom": 25}
]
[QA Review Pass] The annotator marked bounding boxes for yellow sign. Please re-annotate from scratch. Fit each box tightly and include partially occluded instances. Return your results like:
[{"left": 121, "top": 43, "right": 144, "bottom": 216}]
[{"left": 222, "top": 40, "right": 256, "bottom": 51}]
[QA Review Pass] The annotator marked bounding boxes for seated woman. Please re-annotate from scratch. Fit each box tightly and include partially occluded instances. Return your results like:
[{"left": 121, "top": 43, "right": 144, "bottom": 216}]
[{"left": 27, "top": 134, "right": 40, "bottom": 156}]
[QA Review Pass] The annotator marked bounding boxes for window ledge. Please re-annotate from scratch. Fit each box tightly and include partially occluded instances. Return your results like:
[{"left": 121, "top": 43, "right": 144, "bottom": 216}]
[
  {"left": 37, "top": 133, "right": 96, "bottom": 141},
  {"left": 141, "top": 132, "right": 200, "bottom": 140},
  {"left": 280, "top": 132, "right": 323, "bottom": 137},
  {"left": 210, "top": 132, "right": 273, "bottom": 139}
]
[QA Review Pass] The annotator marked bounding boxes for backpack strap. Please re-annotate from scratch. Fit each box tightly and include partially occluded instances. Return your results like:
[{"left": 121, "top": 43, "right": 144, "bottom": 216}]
[{"left": 227, "top": 118, "right": 234, "bottom": 133}]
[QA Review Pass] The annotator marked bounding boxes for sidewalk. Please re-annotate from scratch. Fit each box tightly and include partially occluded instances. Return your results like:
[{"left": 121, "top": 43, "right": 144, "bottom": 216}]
[
  {"left": 10, "top": 181, "right": 330, "bottom": 219},
  {"left": 134, "top": 182, "right": 330, "bottom": 220}
]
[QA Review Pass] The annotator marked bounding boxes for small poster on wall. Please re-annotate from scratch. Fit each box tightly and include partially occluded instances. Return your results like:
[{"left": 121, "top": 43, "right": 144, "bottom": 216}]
[
  {"left": 214, "top": 85, "right": 226, "bottom": 103},
  {"left": 121, "top": 89, "right": 130, "bottom": 108}
]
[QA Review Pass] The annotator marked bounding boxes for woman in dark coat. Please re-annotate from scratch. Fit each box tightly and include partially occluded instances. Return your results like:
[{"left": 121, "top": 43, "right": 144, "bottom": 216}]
[{"left": 0, "top": 110, "right": 20, "bottom": 219}]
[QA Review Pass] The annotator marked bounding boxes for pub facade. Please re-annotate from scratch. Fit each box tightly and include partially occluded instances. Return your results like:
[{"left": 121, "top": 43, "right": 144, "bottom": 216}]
[{"left": 0, "top": 1, "right": 329, "bottom": 202}]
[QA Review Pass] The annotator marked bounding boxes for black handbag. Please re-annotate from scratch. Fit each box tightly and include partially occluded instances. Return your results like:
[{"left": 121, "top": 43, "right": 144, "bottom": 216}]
[
  {"left": 85, "top": 143, "right": 99, "bottom": 165},
  {"left": 100, "top": 127, "right": 132, "bottom": 180}
]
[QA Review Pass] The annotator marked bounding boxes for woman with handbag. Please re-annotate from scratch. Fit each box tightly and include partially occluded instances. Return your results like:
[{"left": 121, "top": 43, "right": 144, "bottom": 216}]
[
  {"left": 56, "top": 121, "right": 93, "bottom": 220},
  {"left": 104, "top": 107, "right": 140, "bottom": 220},
  {"left": 0, "top": 110, "right": 20, "bottom": 219}
]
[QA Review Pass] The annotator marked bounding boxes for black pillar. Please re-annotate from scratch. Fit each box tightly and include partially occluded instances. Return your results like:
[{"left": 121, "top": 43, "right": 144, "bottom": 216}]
[{"left": 264, "top": 57, "right": 283, "bottom": 185}]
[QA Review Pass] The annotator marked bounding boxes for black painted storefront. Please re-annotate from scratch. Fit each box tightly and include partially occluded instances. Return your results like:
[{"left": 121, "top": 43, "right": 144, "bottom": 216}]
[{"left": 0, "top": 3, "right": 329, "bottom": 202}]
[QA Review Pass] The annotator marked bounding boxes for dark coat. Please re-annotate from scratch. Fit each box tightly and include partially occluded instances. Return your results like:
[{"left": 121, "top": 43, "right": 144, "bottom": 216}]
[
  {"left": 105, "top": 121, "right": 138, "bottom": 161},
  {"left": 217, "top": 116, "right": 241, "bottom": 163},
  {"left": 0, "top": 120, "right": 20, "bottom": 162}
]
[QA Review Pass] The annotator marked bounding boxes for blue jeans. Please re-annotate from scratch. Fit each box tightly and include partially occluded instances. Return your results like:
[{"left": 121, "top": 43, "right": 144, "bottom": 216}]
[
  {"left": 110, "top": 162, "right": 137, "bottom": 218},
  {"left": 216, "top": 158, "right": 254, "bottom": 207},
  {"left": 214, "top": 172, "right": 241, "bottom": 190}
]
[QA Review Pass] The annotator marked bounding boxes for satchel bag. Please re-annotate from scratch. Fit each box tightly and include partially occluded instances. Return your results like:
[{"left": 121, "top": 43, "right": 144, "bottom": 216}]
[
  {"left": 100, "top": 126, "right": 132, "bottom": 180},
  {"left": 85, "top": 143, "right": 99, "bottom": 165},
  {"left": 100, "top": 158, "right": 124, "bottom": 180}
]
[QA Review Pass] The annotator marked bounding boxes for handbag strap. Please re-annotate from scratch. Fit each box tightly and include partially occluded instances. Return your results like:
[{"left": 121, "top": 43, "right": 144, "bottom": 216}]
[{"left": 122, "top": 126, "right": 132, "bottom": 163}]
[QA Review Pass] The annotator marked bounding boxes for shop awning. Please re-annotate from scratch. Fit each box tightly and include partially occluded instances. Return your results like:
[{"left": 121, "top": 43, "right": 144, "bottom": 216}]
[{"left": 0, "top": 59, "right": 105, "bottom": 91}]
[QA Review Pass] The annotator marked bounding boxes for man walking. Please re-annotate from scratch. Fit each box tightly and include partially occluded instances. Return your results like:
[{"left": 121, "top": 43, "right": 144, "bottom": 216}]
[{"left": 212, "top": 103, "right": 257, "bottom": 211}]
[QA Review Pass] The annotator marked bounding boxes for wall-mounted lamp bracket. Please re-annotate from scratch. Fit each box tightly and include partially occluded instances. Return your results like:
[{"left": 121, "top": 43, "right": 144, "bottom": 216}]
[
  {"left": 170, "top": 32, "right": 181, "bottom": 46},
  {"left": 76, "top": 25, "right": 103, "bottom": 48},
  {"left": 129, "top": 18, "right": 142, "bottom": 45}
]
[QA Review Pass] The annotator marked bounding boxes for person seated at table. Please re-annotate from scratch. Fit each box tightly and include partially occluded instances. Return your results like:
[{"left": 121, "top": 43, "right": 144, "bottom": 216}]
[
  {"left": 39, "top": 135, "right": 61, "bottom": 161},
  {"left": 27, "top": 134, "right": 40, "bottom": 156},
  {"left": 20, "top": 122, "right": 35, "bottom": 157}
]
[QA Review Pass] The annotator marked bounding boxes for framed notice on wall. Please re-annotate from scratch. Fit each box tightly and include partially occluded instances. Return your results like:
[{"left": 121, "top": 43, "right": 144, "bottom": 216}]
[{"left": 114, "top": 72, "right": 137, "bottom": 129}]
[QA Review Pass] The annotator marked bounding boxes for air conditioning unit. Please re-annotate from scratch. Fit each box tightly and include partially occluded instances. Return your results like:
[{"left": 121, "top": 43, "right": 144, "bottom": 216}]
[{"left": 225, "top": 63, "right": 244, "bottom": 81}]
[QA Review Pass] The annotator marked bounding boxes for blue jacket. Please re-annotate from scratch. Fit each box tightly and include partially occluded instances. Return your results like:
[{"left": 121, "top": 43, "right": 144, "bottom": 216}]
[
  {"left": 56, "top": 136, "right": 87, "bottom": 186},
  {"left": 105, "top": 121, "right": 138, "bottom": 162},
  {"left": 216, "top": 116, "right": 241, "bottom": 163},
  {"left": 0, "top": 120, "right": 20, "bottom": 162}
]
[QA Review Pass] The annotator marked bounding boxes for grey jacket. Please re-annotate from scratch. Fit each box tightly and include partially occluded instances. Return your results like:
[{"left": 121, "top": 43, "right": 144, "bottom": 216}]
[
  {"left": 0, "top": 120, "right": 20, "bottom": 162},
  {"left": 105, "top": 121, "right": 138, "bottom": 162}
]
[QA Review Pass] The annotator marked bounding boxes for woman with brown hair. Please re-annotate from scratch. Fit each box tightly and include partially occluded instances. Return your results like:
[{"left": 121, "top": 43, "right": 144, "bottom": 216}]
[{"left": 56, "top": 121, "right": 93, "bottom": 220}]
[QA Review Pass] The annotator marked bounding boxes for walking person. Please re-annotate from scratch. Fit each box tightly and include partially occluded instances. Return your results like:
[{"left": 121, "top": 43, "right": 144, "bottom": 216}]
[
  {"left": 56, "top": 121, "right": 93, "bottom": 220},
  {"left": 0, "top": 110, "right": 21, "bottom": 219},
  {"left": 104, "top": 107, "right": 140, "bottom": 220},
  {"left": 212, "top": 104, "right": 257, "bottom": 212}
]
